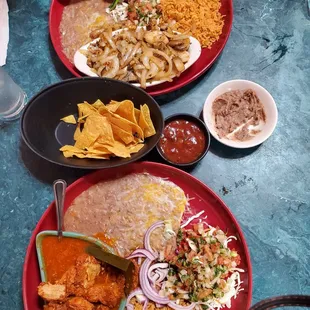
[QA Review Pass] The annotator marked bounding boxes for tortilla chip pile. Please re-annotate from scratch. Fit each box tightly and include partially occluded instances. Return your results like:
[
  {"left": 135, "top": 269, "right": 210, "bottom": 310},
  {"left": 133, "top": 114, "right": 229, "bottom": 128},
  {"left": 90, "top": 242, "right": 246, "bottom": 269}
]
[{"left": 59, "top": 99, "right": 156, "bottom": 160}]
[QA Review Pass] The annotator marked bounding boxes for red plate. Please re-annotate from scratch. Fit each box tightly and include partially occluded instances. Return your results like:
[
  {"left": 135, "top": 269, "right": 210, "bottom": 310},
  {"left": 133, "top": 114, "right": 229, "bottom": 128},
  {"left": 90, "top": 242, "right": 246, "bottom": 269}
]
[
  {"left": 49, "top": 0, "right": 233, "bottom": 96},
  {"left": 22, "top": 162, "right": 252, "bottom": 310}
]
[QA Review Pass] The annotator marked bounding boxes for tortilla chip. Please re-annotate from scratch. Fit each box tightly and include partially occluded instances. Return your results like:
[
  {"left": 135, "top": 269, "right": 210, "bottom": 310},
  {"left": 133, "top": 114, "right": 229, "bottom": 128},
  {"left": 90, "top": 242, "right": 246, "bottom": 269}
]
[
  {"left": 110, "top": 123, "right": 135, "bottom": 145},
  {"left": 106, "top": 100, "right": 122, "bottom": 113},
  {"left": 108, "top": 114, "right": 144, "bottom": 141},
  {"left": 73, "top": 124, "right": 82, "bottom": 141},
  {"left": 75, "top": 114, "right": 114, "bottom": 148},
  {"left": 92, "top": 99, "right": 105, "bottom": 110},
  {"left": 139, "top": 104, "right": 156, "bottom": 138},
  {"left": 134, "top": 108, "right": 141, "bottom": 123},
  {"left": 93, "top": 141, "right": 131, "bottom": 158},
  {"left": 60, "top": 115, "right": 76, "bottom": 124},
  {"left": 98, "top": 105, "right": 111, "bottom": 116},
  {"left": 77, "top": 102, "right": 98, "bottom": 118},
  {"left": 62, "top": 151, "right": 76, "bottom": 158},
  {"left": 128, "top": 143, "right": 144, "bottom": 154},
  {"left": 60, "top": 145, "right": 85, "bottom": 153},
  {"left": 69, "top": 152, "right": 109, "bottom": 159},
  {"left": 112, "top": 100, "right": 138, "bottom": 124},
  {"left": 59, "top": 99, "right": 155, "bottom": 161},
  {"left": 84, "top": 154, "right": 110, "bottom": 159},
  {"left": 86, "top": 146, "right": 111, "bottom": 155}
]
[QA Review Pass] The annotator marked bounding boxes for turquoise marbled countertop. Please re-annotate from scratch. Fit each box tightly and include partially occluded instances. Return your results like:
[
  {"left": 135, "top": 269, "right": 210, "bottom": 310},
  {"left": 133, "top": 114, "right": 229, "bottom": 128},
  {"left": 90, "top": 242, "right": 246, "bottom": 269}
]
[{"left": 0, "top": 0, "right": 309, "bottom": 309}]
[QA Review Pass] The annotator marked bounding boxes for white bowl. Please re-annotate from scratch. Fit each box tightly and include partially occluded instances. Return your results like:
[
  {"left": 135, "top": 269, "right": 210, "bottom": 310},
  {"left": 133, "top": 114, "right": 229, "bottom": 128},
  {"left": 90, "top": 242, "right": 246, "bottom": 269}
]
[{"left": 203, "top": 79, "right": 278, "bottom": 148}]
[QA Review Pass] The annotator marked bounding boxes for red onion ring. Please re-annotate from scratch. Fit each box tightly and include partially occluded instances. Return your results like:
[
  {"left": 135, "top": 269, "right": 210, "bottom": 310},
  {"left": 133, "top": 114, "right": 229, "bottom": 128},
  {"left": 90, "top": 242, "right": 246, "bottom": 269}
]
[
  {"left": 144, "top": 221, "right": 165, "bottom": 257},
  {"left": 126, "top": 248, "right": 156, "bottom": 260},
  {"left": 147, "top": 262, "right": 169, "bottom": 284},
  {"left": 126, "top": 288, "right": 148, "bottom": 310},
  {"left": 139, "top": 258, "right": 170, "bottom": 304}
]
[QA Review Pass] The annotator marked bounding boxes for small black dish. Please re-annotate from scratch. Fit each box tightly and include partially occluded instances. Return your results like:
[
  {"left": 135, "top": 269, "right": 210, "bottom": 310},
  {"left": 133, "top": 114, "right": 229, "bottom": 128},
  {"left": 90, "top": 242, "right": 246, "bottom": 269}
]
[
  {"left": 156, "top": 113, "right": 210, "bottom": 167},
  {"left": 20, "top": 77, "right": 164, "bottom": 169}
]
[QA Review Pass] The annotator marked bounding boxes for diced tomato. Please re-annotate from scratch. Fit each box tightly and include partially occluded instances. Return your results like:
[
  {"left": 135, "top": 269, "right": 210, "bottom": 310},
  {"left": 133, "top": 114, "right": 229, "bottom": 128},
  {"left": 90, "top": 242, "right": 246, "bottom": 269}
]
[
  {"left": 233, "top": 254, "right": 241, "bottom": 266},
  {"left": 128, "top": 10, "right": 137, "bottom": 21},
  {"left": 211, "top": 242, "right": 220, "bottom": 253},
  {"left": 217, "top": 256, "right": 224, "bottom": 265},
  {"left": 204, "top": 245, "right": 213, "bottom": 262},
  {"left": 187, "top": 250, "right": 196, "bottom": 260},
  {"left": 145, "top": 3, "right": 152, "bottom": 10}
]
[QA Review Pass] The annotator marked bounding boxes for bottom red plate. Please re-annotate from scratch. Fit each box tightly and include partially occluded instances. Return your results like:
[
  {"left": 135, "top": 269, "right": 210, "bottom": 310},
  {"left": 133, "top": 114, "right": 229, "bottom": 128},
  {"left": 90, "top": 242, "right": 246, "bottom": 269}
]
[{"left": 22, "top": 161, "right": 252, "bottom": 309}]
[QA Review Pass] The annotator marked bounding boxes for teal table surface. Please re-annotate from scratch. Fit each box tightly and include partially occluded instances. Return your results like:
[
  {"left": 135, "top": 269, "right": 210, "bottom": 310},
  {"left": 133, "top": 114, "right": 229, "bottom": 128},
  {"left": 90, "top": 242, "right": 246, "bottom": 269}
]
[{"left": 1, "top": 0, "right": 310, "bottom": 309}]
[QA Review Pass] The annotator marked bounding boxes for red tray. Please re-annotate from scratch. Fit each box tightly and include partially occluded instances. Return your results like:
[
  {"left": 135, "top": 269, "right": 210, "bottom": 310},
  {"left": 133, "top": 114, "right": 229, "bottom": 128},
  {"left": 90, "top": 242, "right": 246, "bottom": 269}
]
[
  {"left": 23, "top": 161, "right": 252, "bottom": 309},
  {"left": 49, "top": 0, "right": 233, "bottom": 96}
]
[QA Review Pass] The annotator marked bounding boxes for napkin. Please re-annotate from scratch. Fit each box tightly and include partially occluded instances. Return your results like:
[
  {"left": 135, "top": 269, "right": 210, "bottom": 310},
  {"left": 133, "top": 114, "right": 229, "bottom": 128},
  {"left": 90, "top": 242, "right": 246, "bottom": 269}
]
[{"left": 0, "top": 0, "right": 9, "bottom": 66}]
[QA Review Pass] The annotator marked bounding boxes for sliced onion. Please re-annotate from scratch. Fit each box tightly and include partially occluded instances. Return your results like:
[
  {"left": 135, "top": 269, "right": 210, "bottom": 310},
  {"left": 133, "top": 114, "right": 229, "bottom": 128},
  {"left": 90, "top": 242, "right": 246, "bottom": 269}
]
[
  {"left": 139, "top": 258, "right": 170, "bottom": 304},
  {"left": 149, "top": 48, "right": 173, "bottom": 78},
  {"left": 163, "top": 32, "right": 189, "bottom": 40},
  {"left": 122, "top": 41, "right": 141, "bottom": 68},
  {"left": 126, "top": 288, "right": 144, "bottom": 309},
  {"left": 126, "top": 249, "right": 156, "bottom": 260},
  {"left": 147, "top": 263, "right": 169, "bottom": 279},
  {"left": 142, "top": 300, "right": 149, "bottom": 310},
  {"left": 147, "top": 263, "right": 168, "bottom": 284},
  {"left": 173, "top": 57, "right": 185, "bottom": 73},
  {"left": 144, "top": 221, "right": 165, "bottom": 257},
  {"left": 147, "top": 62, "right": 159, "bottom": 79},
  {"left": 103, "top": 32, "right": 117, "bottom": 50},
  {"left": 156, "top": 268, "right": 169, "bottom": 283},
  {"left": 167, "top": 301, "right": 196, "bottom": 310}
]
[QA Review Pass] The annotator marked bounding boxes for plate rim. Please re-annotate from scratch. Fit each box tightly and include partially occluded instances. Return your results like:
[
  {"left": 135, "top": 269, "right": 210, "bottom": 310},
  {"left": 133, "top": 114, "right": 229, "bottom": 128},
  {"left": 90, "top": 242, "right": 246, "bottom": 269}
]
[
  {"left": 49, "top": 0, "right": 233, "bottom": 96},
  {"left": 22, "top": 161, "right": 252, "bottom": 310}
]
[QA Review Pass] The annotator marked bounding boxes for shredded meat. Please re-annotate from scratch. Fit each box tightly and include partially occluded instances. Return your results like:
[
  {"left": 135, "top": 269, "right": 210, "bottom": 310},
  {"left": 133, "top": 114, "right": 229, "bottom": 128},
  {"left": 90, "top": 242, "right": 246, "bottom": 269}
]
[{"left": 212, "top": 89, "right": 266, "bottom": 141}]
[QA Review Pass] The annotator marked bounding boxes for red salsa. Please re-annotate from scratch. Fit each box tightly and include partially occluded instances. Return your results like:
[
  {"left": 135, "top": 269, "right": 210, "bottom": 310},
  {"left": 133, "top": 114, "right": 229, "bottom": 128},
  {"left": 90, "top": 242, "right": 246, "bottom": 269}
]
[{"left": 159, "top": 119, "right": 206, "bottom": 164}]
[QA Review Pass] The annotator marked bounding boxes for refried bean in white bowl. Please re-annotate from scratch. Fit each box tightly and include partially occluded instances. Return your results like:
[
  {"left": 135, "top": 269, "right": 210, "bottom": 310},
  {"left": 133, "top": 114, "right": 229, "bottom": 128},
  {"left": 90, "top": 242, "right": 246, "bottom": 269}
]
[{"left": 203, "top": 79, "right": 278, "bottom": 148}]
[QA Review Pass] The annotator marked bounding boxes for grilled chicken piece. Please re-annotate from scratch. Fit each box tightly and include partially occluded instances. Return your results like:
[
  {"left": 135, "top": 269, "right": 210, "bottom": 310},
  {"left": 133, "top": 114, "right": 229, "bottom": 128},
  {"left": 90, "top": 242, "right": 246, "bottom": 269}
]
[
  {"left": 86, "top": 282, "right": 124, "bottom": 307},
  {"left": 38, "top": 283, "right": 66, "bottom": 302},
  {"left": 58, "top": 254, "right": 101, "bottom": 295},
  {"left": 96, "top": 306, "right": 110, "bottom": 310},
  {"left": 67, "top": 297, "right": 95, "bottom": 310},
  {"left": 39, "top": 254, "right": 125, "bottom": 309},
  {"left": 44, "top": 297, "right": 95, "bottom": 310},
  {"left": 44, "top": 302, "right": 67, "bottom": 310}
]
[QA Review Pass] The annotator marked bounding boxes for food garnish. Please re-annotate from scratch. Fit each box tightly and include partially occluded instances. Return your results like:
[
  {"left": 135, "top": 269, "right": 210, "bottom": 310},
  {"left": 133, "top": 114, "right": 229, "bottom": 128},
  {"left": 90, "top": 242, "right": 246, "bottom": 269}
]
[
  {"left": 59, "top": 99, "right": 156, "bottom": 159},
  {"left": 38, "top": 254, "right": 126, "bottom": 309},
  {"left": 159, "top": 119, "right": 206, "bottom": 164},
  {"left": 212, "top": 89, "right": 266, "bottom": 141},
  {"left": 126, "top": 214, "right": 244, "bottom": 309},
  {"left": 83, "top": 25, "right": 192, "bottom": 88}
]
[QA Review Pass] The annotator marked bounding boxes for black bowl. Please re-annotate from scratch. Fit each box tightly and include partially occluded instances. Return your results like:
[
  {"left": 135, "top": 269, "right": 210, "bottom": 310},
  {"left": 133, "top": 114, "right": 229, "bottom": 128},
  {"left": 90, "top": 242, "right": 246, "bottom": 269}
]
[
  {"left": 21, "top": 78, "right": 164, "bottom": 169},
  {"left": 156, "top": 113, "right": 210, "bottom": 167}
]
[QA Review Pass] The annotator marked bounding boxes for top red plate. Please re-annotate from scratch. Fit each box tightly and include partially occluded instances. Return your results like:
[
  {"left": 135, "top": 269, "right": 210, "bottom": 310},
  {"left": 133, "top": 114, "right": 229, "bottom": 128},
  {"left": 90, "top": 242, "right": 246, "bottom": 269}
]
[
  {"left": 49, "top": 0, "right": 233, "bottom": 96},
  {"left": 22, "top": 162, "right": 252, "bottom": 310}
]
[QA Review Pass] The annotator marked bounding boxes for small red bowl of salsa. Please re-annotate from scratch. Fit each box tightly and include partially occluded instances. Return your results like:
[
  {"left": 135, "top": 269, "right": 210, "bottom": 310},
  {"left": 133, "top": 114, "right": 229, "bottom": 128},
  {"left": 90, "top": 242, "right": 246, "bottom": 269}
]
[{"left": 156, "top": 114, "right": 210, "bottom": 166}]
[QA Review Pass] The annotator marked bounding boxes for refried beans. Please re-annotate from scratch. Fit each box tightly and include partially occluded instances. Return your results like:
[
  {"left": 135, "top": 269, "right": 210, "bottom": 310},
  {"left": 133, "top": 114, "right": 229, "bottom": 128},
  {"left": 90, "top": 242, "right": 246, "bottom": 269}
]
[
  {"left": 64, "top": 173, "right": 187, "bottom": 257},
  {"left": 60, "top": 0, "right": 110, "bottom": 62},
  {"left": 212, "top": 89, "right": 266, "bottom": 141}
]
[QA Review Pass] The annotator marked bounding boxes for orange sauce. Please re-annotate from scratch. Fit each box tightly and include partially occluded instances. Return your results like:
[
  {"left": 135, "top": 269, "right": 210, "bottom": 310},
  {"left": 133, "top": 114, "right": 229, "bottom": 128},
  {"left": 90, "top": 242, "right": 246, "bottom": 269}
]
[
  {"left": 93, "top": 232, "right": 116, "bottom": 248},
  {"left": 42, "top": 236, "right": 90, "bottom": 283}
]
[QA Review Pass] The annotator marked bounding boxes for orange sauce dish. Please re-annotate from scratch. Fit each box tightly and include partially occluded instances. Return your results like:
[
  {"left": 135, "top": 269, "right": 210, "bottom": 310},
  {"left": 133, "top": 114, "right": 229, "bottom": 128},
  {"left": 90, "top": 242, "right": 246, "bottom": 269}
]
[{"left": 42, "top": 236, "right": 91, "bottom": 283}]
